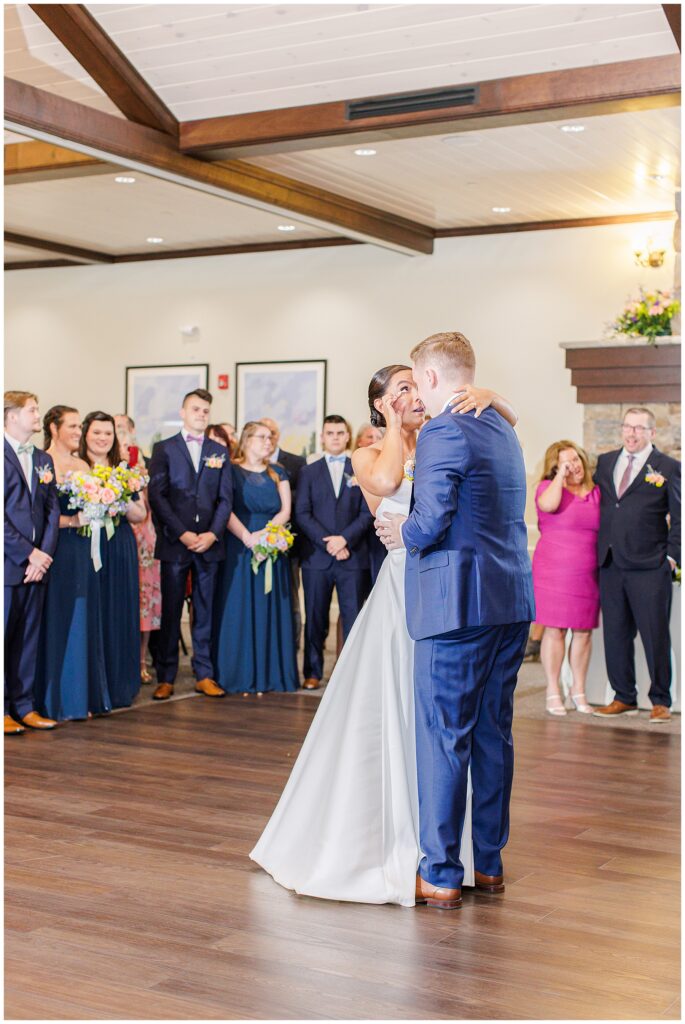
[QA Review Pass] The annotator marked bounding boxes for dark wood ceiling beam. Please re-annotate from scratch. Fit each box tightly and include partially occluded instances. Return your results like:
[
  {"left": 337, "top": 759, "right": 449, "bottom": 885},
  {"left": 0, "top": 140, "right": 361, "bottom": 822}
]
[
  {"left": 662, "top": 5, "right": 681, "bottom": 50},
  {"left": 5, "top": 140, "right": 108, "bottom": 184},
  {"left": 435, "top": 211, "right": 676, "bottom": 238},
  {"left": 5, "top": 258, "right": 80, "bottom": 271},
  {"left": 180, "top": 55, "right": 681, "bottom": 158},
  {"left": 4, "top": 79, "right": 433, "bottom": 255},
  {"left": 28, "top": 4, "right": 178, "bottom": 137},
  {"left": 5, "top": 230, "right": 113, "bottom": 264}
]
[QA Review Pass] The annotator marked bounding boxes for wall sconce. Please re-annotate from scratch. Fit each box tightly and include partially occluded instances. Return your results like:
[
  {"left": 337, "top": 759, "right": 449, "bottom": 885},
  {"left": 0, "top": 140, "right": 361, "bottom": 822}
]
[{"left": 633, "top": 242, "right": 666, "bottom": 268}]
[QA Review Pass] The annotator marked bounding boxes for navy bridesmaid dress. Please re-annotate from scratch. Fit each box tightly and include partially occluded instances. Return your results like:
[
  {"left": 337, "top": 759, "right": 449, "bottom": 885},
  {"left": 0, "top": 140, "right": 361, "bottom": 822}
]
[
  {"left": 35, "top": 495, "right": 111, "bottom": 721},
  {"left": 214, "top": 464, "right": 299, "bottom": 693},
  {"left": 99, "top": 511, "right": 141, "bottom": 708}
]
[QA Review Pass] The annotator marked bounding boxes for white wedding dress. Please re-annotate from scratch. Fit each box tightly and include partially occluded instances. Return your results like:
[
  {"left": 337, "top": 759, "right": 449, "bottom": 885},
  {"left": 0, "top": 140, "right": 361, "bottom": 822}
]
[{"left": 250, "top": 477, "right": 474, "bottom": 906}]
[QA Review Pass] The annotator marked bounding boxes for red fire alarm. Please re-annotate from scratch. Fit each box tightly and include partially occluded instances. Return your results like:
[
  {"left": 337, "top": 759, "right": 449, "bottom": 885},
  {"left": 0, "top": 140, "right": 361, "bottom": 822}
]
[{"left": 217, "top": 374, "right": 229, "bottom": 390}]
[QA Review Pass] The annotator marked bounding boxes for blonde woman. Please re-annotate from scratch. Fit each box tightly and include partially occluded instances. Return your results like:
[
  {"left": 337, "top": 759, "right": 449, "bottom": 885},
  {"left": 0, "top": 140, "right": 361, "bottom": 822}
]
[
  {"left": 533, "top": 441, "right": 600, "bottom": 716},
  {"left": 213, "top": 421, "right": 299, "bottom": 695}
]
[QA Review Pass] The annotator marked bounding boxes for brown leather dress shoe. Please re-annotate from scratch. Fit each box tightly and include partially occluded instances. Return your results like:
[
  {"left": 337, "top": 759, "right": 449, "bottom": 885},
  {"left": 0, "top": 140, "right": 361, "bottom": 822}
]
[
  {"left": 153, "top": 682, "right": 174, "bottom": 700},
  {"left": 302, "top": 677, "right": 320, "bottom": 690},
  {"left": 4, "top": 715, "right": 24, "bottom": 735},
  {"left": 592, "top": 699, "right": 639, "bottom": 718},
  {"left": 474, "top": 870, "right": 505, "bottom": 894},
  {"left": 649, "top": 705, "right": 672, "bottom": 723},
  {"left": 415, "top": 874, "right": 462, "bottom": 909},
  {"left": 195, "top": 678, "right": 225, "bottom": 697},
  {"left": 21, "top": 711, "right": 57, "bottom": 730}
]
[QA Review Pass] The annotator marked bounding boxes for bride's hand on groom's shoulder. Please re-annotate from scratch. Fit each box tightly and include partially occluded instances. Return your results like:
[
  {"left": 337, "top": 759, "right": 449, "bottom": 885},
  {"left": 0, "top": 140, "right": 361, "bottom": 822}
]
[{"left": 449, "top": 385, "right": 494, "bottom": 419}]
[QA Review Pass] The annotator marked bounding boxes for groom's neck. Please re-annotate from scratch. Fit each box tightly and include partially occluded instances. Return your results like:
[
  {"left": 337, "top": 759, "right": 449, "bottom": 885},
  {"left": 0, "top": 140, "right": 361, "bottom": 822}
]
[{"left": 429, "top": 377, "right": 472, "bottom": 417}]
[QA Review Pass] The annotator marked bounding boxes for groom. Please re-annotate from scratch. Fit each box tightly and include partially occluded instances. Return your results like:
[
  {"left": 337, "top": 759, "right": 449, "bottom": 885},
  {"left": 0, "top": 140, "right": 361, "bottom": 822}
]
[{"left": 378, "top": 331, "right": 534, "bottom": 910}]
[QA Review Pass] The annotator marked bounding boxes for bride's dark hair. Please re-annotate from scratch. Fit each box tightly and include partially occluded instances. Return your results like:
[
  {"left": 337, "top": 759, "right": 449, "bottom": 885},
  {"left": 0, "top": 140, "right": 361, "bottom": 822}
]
[{"left": 368, "top": 365, "right": 411, "bottom": 428}]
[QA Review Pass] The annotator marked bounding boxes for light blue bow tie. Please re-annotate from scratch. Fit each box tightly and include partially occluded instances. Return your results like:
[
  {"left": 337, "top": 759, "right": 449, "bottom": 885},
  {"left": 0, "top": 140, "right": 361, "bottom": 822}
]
[
  {"left": 327, "top": 455, "right": 346, "bottom": 463},
  {"left": 17, "top": 443, "right": 34, "bottom": 456}
]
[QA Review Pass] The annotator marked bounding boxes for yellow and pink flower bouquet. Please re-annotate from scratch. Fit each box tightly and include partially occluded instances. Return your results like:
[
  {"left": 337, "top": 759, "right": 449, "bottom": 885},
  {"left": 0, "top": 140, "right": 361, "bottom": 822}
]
[
  {"left": 250, "top": 521, "right": 295, "bottom": 594},
  {"left": 59, "top": 462, "right": 149, "bottom": 570}
]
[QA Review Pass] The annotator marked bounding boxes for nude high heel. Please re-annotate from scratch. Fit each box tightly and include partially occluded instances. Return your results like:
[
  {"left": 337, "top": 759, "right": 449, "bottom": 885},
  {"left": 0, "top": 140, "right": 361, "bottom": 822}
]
[{"left": 546, "top": 693, "right": 567, "bottom": 717}]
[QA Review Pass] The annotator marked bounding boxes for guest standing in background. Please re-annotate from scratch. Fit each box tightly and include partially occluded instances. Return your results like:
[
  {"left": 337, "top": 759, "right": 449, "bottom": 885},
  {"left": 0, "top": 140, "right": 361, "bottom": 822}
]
[
  {"left": 260, "top": 416, "right": 306, "bottom": 650},
  {"left": 592, "top": 408, "right": 681, "bottom": 723},
  {"left": 118, "top": 427, "right": 161, "bottom": 685},
  {"left": 355, "top": 421, "right": 387, "bottom": 588},
  {"left": 296, "top": 414, "right": 373, "bottom": 690},
  {"left": 35, "top": 406, "right": 111, "bottom": 720},
  {"left": 206, "top": 424, "right": 231, "bottom": 449},
  {"left": 532, "top": 441, "right": 600, "bottom": 716},
  {"left": 4, "top": 391, "right": 59, "bottom": 734},
  {"left": 213, "top": 422, "right": 299, "bottom": 695},
  {"left": 80, "top": 411, "right": 145, "bottom": 709},
  {"left": 221, "top": 422, "right": 238, "bottom": 454},
  {"left": 148, "top": 389, "right": 233, "bottom": 701}
]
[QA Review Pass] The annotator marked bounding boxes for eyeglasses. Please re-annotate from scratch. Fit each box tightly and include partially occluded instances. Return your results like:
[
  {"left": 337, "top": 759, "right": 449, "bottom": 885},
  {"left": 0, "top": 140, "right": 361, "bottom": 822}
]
[
  {"left": 621, "top": 425, "right": 652, "bottom": 434},
  {"left": 252, "top": 433, "right": 272, "bottom": 441}
]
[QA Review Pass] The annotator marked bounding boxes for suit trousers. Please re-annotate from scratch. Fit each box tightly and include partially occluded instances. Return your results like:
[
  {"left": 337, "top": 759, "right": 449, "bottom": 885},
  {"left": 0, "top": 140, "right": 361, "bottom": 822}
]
[
  {"left": 414, "top": 621, "right": 529, "bottom": 890},
  {"left": 302, "top": 565, "right": 369, "bottom": 680},
  {"left": 599, "top": 558, "right": 673, "bottom": 707},
  {"left": 4, "top": 581, "right": 46, "bottom": 717},
  {"left": 157, "top": 558, "right": 219, "bottom": 684}
]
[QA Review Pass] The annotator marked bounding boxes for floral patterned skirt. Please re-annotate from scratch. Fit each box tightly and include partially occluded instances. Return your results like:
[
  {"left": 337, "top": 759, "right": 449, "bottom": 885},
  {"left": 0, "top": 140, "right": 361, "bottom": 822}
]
[{"left": 132, "top": 515, "right": 161, "bottom": 632}]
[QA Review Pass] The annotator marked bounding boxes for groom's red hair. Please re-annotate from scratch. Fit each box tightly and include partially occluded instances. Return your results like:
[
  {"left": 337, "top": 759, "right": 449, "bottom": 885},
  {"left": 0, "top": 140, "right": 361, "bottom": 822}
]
[{"left": 410, "top": 331, "right": 476, "bottom": 375}]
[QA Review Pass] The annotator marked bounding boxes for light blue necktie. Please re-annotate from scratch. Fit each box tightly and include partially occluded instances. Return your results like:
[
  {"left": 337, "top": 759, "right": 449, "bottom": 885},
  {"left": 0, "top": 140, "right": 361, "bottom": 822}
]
[
  {"left": 17, "top": 443, "right": 34, "bottom": 455},
  {"left": 327, "top": 455, "right": 346, "bottom": 463}
]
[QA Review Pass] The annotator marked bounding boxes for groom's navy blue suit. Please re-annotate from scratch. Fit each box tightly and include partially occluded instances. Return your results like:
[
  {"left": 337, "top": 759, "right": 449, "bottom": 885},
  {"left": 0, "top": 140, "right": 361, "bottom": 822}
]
[{"left": 402, "top": 407, "right": 534, "bottom": 890}]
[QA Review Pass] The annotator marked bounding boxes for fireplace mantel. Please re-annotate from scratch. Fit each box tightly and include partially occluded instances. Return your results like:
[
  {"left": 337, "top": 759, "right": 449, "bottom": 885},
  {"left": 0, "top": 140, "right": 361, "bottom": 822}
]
[{"left": 560, "top": 337, "right": 681, "bottom": 404}]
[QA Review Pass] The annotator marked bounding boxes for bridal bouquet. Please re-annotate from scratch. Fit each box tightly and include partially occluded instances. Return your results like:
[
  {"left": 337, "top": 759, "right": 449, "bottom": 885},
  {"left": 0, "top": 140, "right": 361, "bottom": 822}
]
[
  {"left": 611, "top": 289, "right": 680, "bottom": 342},
  {"left": 251, "top": 521, "right": 295, "bottom": 594},
  {"left": 59, "top": 463, "right": 149, "bottom": 570}
]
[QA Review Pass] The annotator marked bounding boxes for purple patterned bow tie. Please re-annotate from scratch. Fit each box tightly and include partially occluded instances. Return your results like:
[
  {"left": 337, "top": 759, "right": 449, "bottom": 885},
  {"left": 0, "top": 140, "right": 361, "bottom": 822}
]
[{"left": 186, "top": 434, "right": 204, "bottom": 444}]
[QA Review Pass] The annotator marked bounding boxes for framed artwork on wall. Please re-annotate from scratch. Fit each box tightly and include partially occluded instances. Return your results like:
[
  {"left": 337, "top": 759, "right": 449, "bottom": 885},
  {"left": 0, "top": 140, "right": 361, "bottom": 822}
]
[
  {"left": 235, "top": 360, "right": 327, "bottom": 457},
  {"left": 125, "top": 363, "right": 209, "bottom": 455}
]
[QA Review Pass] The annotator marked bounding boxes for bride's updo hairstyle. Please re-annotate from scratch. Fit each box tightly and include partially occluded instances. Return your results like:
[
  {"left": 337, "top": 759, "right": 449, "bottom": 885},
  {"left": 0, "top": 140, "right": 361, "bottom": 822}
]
[{"left": 368, "top": 364, "right": 411, "bottom": 428}]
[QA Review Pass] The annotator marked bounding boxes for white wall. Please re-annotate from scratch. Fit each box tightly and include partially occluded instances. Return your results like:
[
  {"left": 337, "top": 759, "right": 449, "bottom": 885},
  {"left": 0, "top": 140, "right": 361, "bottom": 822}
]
[{"left": 4, "top": 220, "right": 674, "bottom": 491}]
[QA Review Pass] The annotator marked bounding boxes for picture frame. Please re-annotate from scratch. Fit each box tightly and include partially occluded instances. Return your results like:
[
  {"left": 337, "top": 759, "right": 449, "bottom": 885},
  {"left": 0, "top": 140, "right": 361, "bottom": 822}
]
[
  {"left": 125, "top": 363, "right": 209, "bottom": 456},
  {"left": 235, "top": 360, "right": 327, "bottom": 458}
]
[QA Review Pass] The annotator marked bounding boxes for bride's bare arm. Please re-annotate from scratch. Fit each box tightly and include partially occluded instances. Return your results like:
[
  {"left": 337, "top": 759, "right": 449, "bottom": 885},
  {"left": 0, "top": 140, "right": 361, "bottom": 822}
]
[
  {"left": 351, "top": 394, "right": 406, "bottom": 499},
  {"left": 449, "top": 385, "right": 518, "bottom": 427}
]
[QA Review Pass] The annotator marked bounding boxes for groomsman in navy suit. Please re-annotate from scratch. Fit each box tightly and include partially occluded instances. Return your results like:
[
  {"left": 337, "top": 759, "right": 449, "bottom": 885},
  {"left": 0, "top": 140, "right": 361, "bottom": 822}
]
[
  {"left": 296, "top": 415, "right": 373, "bottom": 689},
  {"left": 148, "top": 389, "right": 233, "bottom": 700},
  {"left": 4, "top": 391, "right": 60, "bottom": 734}
]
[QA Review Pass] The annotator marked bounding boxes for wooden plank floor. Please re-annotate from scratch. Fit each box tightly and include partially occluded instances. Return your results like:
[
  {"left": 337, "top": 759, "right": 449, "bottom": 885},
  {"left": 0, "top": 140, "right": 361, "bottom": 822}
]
[{"left": 5, "top": 692, "right": 680, "bottom": 1020}]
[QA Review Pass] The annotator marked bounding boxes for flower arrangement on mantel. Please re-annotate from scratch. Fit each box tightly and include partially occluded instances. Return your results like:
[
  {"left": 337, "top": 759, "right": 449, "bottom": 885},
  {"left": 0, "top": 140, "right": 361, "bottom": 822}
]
[{"left": 610, "top": 288, "right": 680, "bottom": 343}]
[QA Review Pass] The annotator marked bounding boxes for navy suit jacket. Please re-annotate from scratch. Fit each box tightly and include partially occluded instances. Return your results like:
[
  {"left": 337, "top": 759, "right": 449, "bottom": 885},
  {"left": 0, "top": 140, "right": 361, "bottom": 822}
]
[
  {"left": 295, "top": 456, "right": 373, "bottom": 571},
  {"left": 594, "top": 446, "right": 681, "bottom": 570},
  {"left": 4, "top": 440, "right": 60, "bottom": 586},
  {"left": 402, "top": 408, "right": 535, "bottom": 640},
  {"left": 148, "top": 433, "right": 233, "bottom": 563}
]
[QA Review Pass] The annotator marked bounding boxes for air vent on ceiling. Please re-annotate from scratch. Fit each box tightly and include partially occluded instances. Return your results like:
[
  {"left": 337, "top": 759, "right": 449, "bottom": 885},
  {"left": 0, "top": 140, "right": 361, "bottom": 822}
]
[{"left": 346, "top": 85, "right": 479, "bottom": 121}]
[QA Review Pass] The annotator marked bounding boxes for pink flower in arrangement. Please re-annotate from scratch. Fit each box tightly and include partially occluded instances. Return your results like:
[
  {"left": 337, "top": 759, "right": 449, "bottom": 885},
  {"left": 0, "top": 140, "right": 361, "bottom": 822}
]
[
  {"left": 82, "top": 479, "right": 98, "bottom": 495},
  {"left": 100, "top": 487, "right": 116, "bottom": 504},
  {"left": 108, "top": 506, "right": 119, "bottom": 517},
  {"left": 128, "top": 476, "right": 142, "bottom": 492},
  {"left": 276, "top": 537, "right": 288, "bottom": 551},
  {"left": 649, "top": 304, "right": 663, "bottom": 316},
  {"left": 254, "top": 551, "right": 267, "bottom": 563}
]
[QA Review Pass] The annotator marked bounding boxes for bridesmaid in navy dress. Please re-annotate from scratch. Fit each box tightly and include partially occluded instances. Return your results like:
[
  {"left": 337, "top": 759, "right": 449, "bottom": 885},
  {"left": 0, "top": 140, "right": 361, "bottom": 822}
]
[
  {"left": 213, "top": 421, "right": 299, "bottom": 695},
  {"left": 80, "top": 411, "right": 145, "bottom": 709},
  {"left": 35, "top": 406, "right": 111, "bottom": 721}
]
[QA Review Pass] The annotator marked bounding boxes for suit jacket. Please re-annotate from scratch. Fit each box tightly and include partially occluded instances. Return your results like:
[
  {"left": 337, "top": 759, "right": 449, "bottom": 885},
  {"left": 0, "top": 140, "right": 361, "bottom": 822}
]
[
  {"left": 4, "top": 440, "right": 60, "bottom": 586},
  {"left": 148, "top": 433, "right": 233, "bottom": 563},
  {"left": 275, "top": 448, "right": 306, "bottom": 493},
  {"left": 594, "top": 446, "right": 681, "bottom": 570},
  {"left": 295, "top": 456, "right": 373, "bottom": 571},
  {"left": 402, "top": 408, "right": 535, "bottom": 640}
]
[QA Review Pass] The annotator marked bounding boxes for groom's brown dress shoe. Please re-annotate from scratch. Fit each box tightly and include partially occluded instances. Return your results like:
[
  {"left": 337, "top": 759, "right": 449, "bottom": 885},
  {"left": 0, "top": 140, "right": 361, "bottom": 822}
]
[
  {"left": 153, "top": 683, "right": 174, "bottom": 700},
  {"left": 415, "top": 874, "right": 462, "bottom": 910},
  {"left": 474, "top": 870, "right": 505, "bottom": 894},
  {"left": 195, "top": 678, "right": 225, "bottom": 698},
  {"left": 4, "top": 715, "right": 24, "bottom": 735},
  {"left": 21, "top": 711, "right": 57, "bottom": 730},
  {"left": 302, "top": 678, "right": 320, "bottom": 690}
]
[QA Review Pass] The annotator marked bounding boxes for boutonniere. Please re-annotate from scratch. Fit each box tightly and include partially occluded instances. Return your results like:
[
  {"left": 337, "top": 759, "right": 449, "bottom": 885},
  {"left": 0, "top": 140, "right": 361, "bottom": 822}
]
[
  {"left": 344, "top": 472, "right": 359, "bottom": 488},
  {"left": 645, "top": 464, "right": 666, "bottom": 487},
  {"left": 403, "top": 458, "right": 415, "bottom": 483},
  {"left": 35, "top": 465, "right": 54, "bottom": 485},
  {"left": 203, "top": 454, "right": 226, "bottom": 470}
]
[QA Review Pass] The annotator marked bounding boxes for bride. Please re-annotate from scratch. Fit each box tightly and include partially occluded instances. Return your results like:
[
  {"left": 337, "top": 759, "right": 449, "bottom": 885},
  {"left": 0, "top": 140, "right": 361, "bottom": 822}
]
[{"left": 250, "top": 365, "right": 518, "bottom": 906}]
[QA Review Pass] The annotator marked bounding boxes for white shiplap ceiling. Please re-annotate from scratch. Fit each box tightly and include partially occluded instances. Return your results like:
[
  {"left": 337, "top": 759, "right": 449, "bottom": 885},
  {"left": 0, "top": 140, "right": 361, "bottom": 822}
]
[
  {"left": 6, "top": 4, "right": 678, "bottom": 121},
  {"left": 5, "top": 168, "right": 333, "bottom": 255},
  {"left": 248, "top": 107, "right": 681, "bottom": 227}
]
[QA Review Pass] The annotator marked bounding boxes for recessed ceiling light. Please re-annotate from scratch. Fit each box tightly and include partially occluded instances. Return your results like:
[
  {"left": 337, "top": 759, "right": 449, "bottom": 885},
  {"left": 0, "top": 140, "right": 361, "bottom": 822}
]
[
  {"left": 277, "top": 224, "right": 296, "bottom": 232},
  {"left": 114, "top": 175, "right": 136, "bottom": 184},
  {"left": 146, "top": 236, "right": 164, "bottom": 244},
  {"left": 560, "top": 124, "right": 585, "bottom": 133},
  {"left": 354, "top": 148, "right": 377, "bottom": 156},
  {"left": 649, "top": 174, "right": 669, "bottom": 184},
  {"left": 492, "top": 206, "right": 511, "bottom": 214}
]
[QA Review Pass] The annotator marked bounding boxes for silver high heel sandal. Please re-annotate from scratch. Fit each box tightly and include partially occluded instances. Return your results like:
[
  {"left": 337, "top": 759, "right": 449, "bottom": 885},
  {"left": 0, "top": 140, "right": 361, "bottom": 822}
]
[
  {"left": 569, "top": 692, "right": 592, "bottom": 714},
  {"left": 546, "top": 693, "right": 567, "bottom": 717}
]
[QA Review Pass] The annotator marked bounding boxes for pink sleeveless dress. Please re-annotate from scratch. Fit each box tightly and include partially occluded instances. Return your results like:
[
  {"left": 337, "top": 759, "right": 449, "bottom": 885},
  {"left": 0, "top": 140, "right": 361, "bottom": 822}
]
[{"left": 532, "top": 481, "right": 600, "bottom": 630}]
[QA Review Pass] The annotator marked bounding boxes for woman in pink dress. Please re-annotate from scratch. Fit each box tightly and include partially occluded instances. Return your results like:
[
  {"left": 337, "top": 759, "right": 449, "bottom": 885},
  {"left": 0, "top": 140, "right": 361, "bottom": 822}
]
[{"left": 532, "top": 441, "right": 600, "bottom": 716}]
